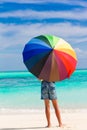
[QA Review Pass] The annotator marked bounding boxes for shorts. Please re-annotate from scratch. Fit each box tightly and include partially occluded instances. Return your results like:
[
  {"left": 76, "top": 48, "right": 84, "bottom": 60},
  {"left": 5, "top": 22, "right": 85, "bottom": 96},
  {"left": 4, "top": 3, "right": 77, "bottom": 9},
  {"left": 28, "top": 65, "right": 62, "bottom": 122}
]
[{"left": 41, "top": 81, "right": 57, "bottom": 100}]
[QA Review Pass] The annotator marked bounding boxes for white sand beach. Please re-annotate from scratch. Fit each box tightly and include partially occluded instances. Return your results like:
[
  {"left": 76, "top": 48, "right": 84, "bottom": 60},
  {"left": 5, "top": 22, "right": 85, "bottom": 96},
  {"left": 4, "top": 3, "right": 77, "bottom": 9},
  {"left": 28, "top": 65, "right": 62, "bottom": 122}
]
[{"left": 0, "top": 109, "right": 87, "bottom": 130}]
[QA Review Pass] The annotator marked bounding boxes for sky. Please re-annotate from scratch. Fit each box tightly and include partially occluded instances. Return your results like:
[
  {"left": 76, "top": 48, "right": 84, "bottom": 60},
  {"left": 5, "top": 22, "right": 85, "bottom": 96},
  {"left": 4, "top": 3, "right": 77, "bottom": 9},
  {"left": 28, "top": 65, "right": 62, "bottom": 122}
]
[{"left": 0, "top": 0, "right": 87, "bottom": 71}]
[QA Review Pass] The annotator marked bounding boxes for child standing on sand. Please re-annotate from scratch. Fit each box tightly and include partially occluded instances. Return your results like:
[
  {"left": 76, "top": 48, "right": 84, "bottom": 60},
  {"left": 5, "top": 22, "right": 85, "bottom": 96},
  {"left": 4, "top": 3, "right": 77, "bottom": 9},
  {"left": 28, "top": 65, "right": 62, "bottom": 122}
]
[{"left": 41, "top": 80, "right": 63, "bottom": 128}]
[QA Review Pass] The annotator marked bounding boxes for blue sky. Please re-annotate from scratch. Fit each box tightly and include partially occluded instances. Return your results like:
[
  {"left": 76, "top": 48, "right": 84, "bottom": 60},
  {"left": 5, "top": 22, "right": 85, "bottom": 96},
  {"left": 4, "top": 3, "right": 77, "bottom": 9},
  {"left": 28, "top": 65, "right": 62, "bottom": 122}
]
[{"left": 0, "top": 0, "right": 87, "bottom": 71}]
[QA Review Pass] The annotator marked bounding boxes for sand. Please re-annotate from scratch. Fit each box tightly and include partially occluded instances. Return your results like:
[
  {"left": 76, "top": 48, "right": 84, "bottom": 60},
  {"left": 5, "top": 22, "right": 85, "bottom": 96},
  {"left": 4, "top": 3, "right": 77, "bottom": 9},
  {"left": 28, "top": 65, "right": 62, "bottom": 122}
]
[{"left": 0, "top": 109, "right": 87, "bottom": 130}]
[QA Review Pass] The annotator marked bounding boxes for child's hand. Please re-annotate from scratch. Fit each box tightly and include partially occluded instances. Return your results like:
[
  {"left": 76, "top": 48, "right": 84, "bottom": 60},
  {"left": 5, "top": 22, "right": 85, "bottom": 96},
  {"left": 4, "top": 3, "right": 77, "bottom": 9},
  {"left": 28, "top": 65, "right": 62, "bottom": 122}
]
[{"left": 38, "top": 78, "right": 43, "bottom": 81}]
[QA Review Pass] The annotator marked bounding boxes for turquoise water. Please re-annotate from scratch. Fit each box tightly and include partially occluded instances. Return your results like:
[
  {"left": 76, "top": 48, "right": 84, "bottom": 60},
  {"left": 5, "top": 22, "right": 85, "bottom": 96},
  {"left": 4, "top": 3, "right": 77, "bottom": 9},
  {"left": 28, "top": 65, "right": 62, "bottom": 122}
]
[{"left": 0, "top": 70, "right": 87, "bottom": 110}]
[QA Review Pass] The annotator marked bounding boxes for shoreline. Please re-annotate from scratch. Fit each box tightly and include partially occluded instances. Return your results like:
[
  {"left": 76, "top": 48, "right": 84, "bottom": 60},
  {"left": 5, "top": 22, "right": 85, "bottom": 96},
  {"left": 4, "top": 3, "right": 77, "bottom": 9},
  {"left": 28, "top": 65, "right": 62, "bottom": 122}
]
[
  {"left": 0, "top": 109, "right": 87, "bottom": 130},
  {"left": 0, "top": 108, "right": 87, "bottom": 114}
]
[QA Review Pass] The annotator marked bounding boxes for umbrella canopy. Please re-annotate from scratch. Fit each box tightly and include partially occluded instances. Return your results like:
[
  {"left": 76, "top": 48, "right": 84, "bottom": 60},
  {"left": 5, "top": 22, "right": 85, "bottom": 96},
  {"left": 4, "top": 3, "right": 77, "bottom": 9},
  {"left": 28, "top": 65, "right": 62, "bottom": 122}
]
[{"left": 22, "top": 35, "right": 77, "bottom": 82}]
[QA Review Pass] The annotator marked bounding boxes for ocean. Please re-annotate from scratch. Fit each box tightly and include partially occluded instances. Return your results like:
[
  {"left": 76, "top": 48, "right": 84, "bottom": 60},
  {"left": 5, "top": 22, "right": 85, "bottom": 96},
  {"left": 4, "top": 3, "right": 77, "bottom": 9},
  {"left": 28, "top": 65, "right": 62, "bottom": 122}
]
[{"left": 0, "top": 69, "right": 87, "bottom": 112}]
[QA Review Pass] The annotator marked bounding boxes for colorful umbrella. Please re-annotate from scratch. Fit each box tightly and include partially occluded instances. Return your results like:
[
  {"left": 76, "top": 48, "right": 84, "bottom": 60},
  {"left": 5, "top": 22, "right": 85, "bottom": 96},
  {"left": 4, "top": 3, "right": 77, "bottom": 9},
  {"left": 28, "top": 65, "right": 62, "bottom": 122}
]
[{"left": 22, "top": 35, "right": 77, "bottom": 82}]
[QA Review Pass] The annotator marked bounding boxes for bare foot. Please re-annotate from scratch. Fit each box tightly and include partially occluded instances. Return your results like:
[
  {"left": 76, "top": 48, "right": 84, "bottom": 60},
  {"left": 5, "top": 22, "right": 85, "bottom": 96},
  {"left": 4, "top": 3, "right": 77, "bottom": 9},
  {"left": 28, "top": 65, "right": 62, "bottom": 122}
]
[
  {"left": 46, "top": 124, "right": 52, "bottom": 128},
  {"left": 59, "top": 124, "right": 66, "bottom": 128}
]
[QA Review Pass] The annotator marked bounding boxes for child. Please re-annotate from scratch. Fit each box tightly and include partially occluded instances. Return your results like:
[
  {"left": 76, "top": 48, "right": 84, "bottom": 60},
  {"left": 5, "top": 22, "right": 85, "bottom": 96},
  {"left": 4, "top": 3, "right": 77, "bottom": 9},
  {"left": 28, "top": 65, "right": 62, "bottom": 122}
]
[{"left": 41, "top": 80, "right": 63, "bottom": 127}]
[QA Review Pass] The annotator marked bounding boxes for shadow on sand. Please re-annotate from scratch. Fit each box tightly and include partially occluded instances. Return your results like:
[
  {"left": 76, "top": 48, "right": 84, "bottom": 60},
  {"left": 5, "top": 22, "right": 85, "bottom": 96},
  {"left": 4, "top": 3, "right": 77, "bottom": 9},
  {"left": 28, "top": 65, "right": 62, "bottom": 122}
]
[{"left": 0, "top": 126, "right": 46, "bottom": 130}]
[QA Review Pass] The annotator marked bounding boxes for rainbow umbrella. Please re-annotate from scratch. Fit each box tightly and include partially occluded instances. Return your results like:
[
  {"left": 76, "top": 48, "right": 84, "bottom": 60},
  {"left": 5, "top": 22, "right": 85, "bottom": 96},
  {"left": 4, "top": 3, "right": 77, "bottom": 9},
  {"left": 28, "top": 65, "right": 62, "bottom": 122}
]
[{"left": 22, "top": 35, "right": 77, "bottom": 82}]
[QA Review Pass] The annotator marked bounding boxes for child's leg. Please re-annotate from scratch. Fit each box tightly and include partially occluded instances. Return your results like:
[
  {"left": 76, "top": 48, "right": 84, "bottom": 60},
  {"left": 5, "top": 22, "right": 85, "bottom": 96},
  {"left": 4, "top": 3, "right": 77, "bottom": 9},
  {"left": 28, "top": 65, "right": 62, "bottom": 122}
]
[
  {"left": 44, "top": 99, "right": 51, "bottom": 127},
  {"left": 52, "top": 99, "right": 63, "bottom": 127}
]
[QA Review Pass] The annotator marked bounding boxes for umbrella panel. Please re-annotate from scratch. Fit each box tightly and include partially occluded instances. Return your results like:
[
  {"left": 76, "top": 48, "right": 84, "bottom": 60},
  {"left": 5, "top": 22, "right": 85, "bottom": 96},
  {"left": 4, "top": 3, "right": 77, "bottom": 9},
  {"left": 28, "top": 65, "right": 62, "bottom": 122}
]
[
  {"left": 49, "top": 51, "right": 60, "bottom": 81},
  {"left": 24, "top": 51, "right": 51, "bottom": 71},
  {"left": 36, "top": 35, "right": 52, "bottom": 47},
  {"left": 38, "top": 50, "right": 68, "bottom": 81},
  {"left": 38, "top": 52, "right": 54, "bottom": 81},
  {"left": 54, "top": 50, "right": 77, "bottom": 78},
  {"left": 28, "top": 52, "right": 52, "bottom": 77}
]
